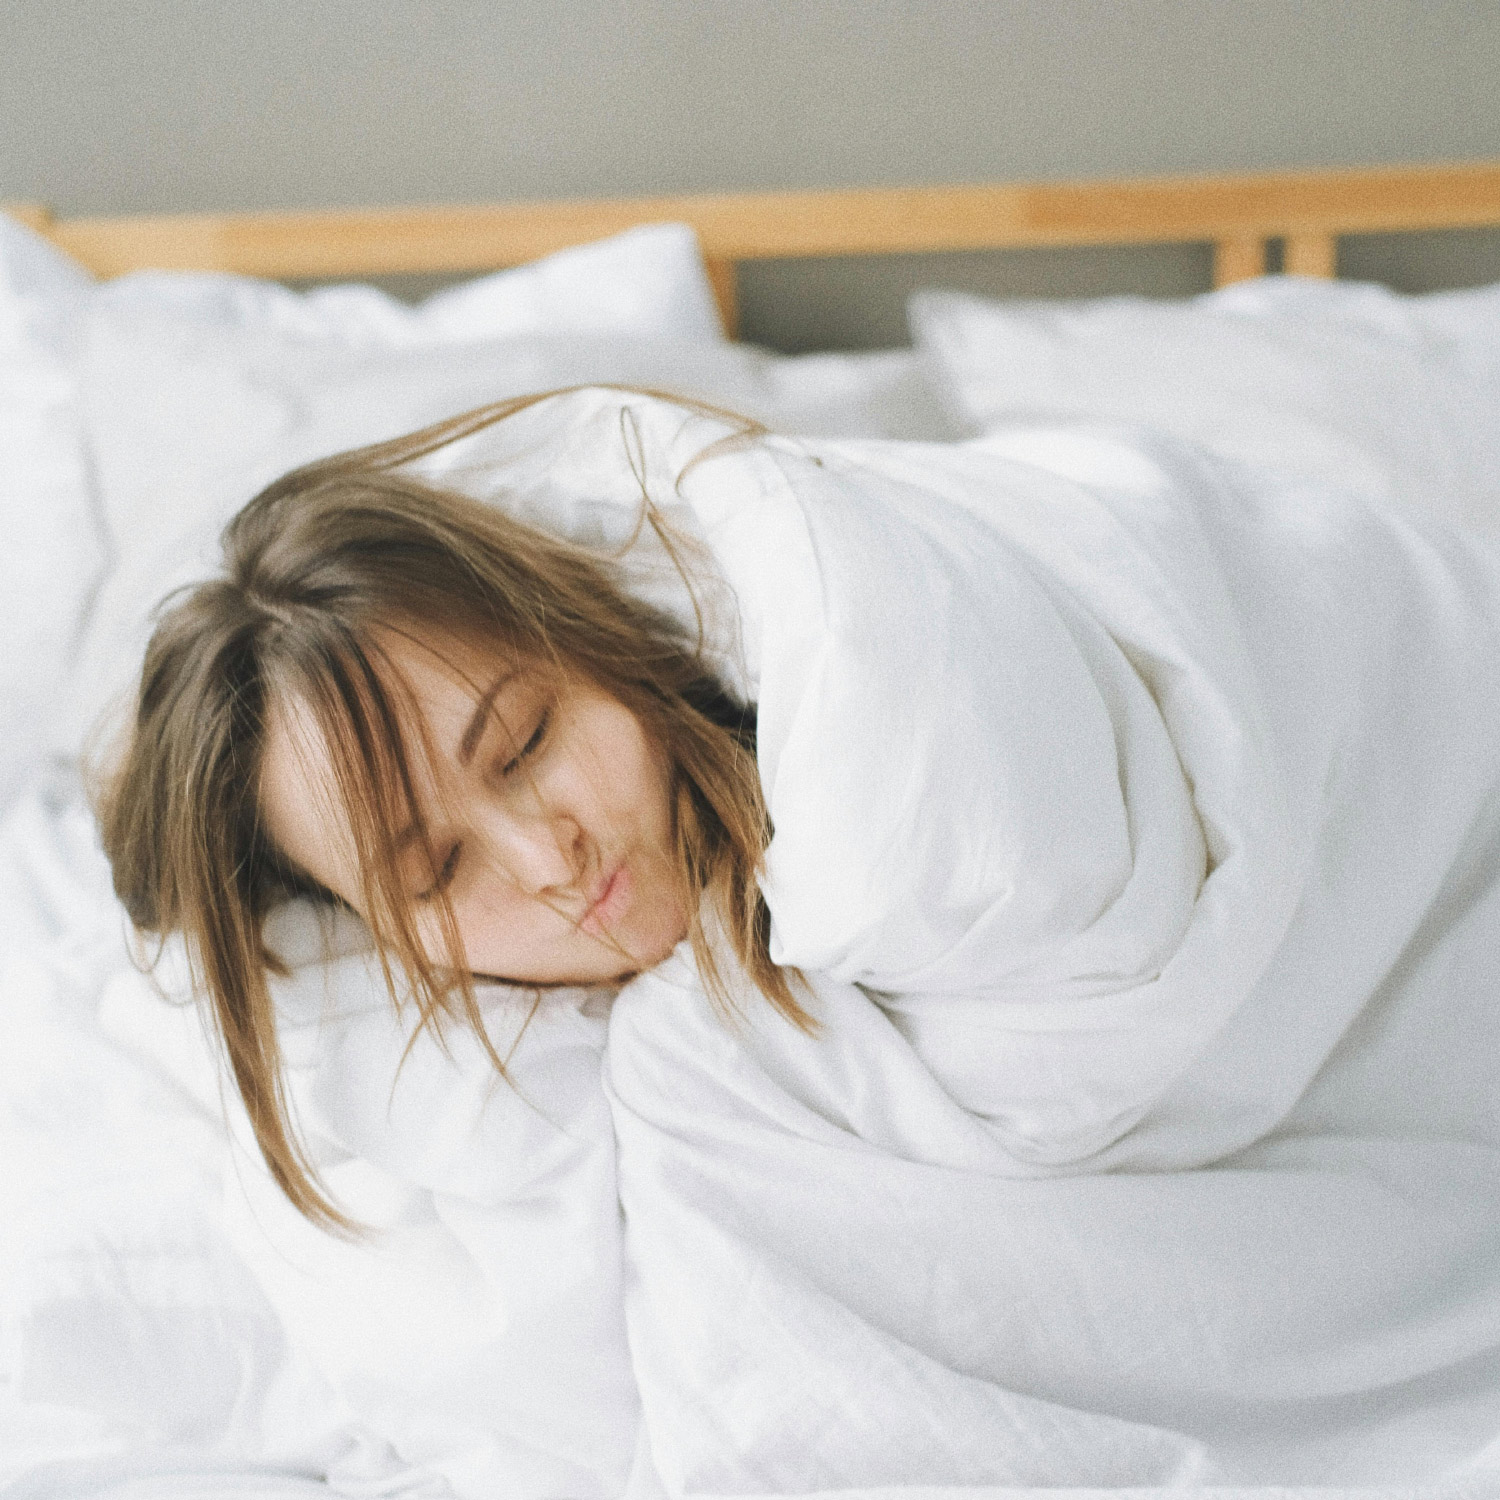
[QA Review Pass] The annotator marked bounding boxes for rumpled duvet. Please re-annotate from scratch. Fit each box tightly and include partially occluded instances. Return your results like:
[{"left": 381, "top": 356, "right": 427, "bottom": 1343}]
[{"left": 4, "top": 389, "right": 1500, "bottom": 1498}]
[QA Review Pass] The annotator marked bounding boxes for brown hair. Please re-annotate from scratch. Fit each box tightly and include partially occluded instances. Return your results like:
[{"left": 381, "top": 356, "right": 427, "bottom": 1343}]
[{"left": 96, "top": 390, "right": 810, "bottom": 1233}]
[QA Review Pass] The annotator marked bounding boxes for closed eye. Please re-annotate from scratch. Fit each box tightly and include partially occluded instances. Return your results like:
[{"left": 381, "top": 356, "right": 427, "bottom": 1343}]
[
  {"left": 500, "top": 708, "right": 550, "bottom": 777},
  {"left": 416, "top": 842, "right": 462, "bottom": 902}
]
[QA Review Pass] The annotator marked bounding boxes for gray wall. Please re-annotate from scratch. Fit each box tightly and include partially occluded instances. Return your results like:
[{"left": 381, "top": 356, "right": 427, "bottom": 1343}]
[{"left": 4, "top": 0, "right": 1498, "bottom": 350}]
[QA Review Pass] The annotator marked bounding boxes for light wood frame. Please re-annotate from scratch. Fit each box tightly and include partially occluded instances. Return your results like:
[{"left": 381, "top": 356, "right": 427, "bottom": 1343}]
[{"left": 10, "top": 161, "right": 1500, "bottom": 338}]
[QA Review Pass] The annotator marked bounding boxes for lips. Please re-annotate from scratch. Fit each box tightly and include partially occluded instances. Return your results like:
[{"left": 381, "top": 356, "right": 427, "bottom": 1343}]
[{"left": 580, "top": 862, "right": 631, "bottom": 938}]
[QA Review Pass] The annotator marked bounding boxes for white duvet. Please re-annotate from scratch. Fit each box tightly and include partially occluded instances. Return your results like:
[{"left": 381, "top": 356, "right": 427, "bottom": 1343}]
[{"left": 4, "top": 391, "right": 1500, "bottom": 1498}]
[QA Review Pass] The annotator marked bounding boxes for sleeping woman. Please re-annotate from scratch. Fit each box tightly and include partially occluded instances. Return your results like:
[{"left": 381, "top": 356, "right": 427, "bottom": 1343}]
[
  {"left": 92, "top": 385, "right": 1500, "bottom": 1483},
  {"left": 95, "top": 377, "right": 1500, "bottom": 1186},
  {"left": 98, "top": 392, "right": 814, "bottom": 1229}
]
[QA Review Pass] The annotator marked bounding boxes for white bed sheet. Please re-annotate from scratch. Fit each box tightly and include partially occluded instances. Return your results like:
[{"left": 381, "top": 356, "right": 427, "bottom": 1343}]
[
  {"left": 0, "top": 222, "right": 958, "bottom": 1500},
  {"left": 7, "top": 207, "right": 1500, "bottom": 1496},
  {"left": 5, "top": 393, "right": 1500, "bottom": 1497}
]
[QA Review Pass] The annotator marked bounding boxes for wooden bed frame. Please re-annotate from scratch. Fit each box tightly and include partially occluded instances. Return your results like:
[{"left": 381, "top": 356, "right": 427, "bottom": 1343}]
[{"left": 9, "top": 161, "right": 1500, "bottom": 338}]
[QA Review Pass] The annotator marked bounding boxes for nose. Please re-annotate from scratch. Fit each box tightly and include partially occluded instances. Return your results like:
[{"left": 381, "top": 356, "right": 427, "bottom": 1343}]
[{"left": 483, "top": 805, "right": 584, "bottom": 897}]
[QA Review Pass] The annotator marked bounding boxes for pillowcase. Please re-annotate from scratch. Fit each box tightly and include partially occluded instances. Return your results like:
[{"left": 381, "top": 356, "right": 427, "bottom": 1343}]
[
  {"left": 1, "top": 215, "right": 733, "bottom": 799},
  {"left": 83, "top": 219, "right": 728, "bottom": 348},
  {"left": 910, "top": 275, "right": 1500, "bottom": 543},
  {"left": 1408, "top": 279, "right": 1500, "bottom": 385},
  {"left": 0, "top": 213, "right": 947, "bottom": 778},
  {"left": 0, "top": 218, "right": 103, "bottom": 811},
  {"left": 56, "top": 301, "right": 952, "bottom": 761}
]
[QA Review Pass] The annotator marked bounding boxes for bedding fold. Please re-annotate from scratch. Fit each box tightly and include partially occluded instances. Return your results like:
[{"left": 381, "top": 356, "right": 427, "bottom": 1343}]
[{"left": 5, "top": 390, "right": 1500, "bottom": 1496}]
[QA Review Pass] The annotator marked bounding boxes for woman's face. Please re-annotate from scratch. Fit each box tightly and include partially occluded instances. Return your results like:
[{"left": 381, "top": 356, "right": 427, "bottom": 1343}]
[{"left": 258, "top": 631, "right": 691, "bottom": 986}]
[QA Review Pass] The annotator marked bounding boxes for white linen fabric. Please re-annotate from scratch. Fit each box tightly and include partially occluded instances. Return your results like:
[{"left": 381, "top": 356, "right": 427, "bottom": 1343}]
[
  {"left": 3, "top": 390, "right": 1500, "bottom": 1497},
  {"left": 0, "top": 212, "right": 722, "bottom": 815},
  {"left": 0, "top": 781, "right": 627, "bottom": 1499},
  {"left": 0, "top": 214, "right": 953, "bottom": 777},
  {"left": 59, "top": 319, "right": 950, "bottom": 758},
  {"left": 910, "top": 275, "right": 1500, "bottom": 544},
  {"left": 0, "top": 218, "right": 103, "bottom": 811},
  {"left": 0, "top": 213, "right": 953, "bottom": 813}
]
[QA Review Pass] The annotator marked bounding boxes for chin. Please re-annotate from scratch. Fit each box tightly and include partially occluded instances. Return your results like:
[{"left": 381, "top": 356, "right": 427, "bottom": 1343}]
[
  {"left": 628, "top": 925, "right": 688, "bottom": 973},
  {"left": 628, "top": 905, "right": 692, "bottom": 972}
]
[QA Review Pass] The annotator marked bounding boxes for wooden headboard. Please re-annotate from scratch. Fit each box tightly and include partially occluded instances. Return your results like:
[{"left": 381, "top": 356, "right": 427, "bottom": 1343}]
[{"left": 10, "top": 161, "right": 1500, "bottom": 338}]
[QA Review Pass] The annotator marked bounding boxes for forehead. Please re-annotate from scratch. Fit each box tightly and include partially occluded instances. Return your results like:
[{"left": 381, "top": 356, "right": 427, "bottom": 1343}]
[{"left": 373, "top": 627, "right": 524, "bottom": 716}]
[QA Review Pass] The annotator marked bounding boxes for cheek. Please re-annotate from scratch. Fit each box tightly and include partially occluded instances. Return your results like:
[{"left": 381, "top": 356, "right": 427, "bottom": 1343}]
[
  {"left": 568, "top": 703, "right": 667, "bottom": 824},
  {"left": 417, "top": 886, "right": 524, "bottom": 976},
  {"left": 614, "top": 721, "right": 676, "bottom": 836}
]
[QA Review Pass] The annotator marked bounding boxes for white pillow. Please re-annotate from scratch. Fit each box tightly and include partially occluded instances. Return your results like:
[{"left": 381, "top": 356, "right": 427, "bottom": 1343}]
[
  {"left": 58, "top": 313, "right": 952, "bottom": 760},
  {"left": 0, "top": 219, "right": 104, "bottom": 810},
  {"left": 1408, "top": 279, "right": 1500, "bottom": 384},
  {"left": 86, "top": 220, "right": 727, "bottom": 348},
  {"left": 0, "top": 212, "right": 812, "bottom": 777},
  {"left": 910, "top": 275, "right": 1500, "bottom": 542}
]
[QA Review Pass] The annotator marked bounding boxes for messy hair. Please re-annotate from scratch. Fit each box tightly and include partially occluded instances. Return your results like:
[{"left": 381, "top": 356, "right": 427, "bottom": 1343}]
[{"left": 96, "top": 390, "right": 810, "bottom": 1232}]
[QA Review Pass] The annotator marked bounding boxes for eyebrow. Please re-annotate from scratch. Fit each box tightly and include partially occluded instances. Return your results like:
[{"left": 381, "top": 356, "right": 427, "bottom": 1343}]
[{"left": 458, "top": 669, "right": 519, "bottom": 766}]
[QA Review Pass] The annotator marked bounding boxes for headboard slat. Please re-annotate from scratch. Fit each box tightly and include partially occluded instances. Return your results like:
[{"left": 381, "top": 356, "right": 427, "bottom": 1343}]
[
  {"left": 1283, "top": 232, "right": 1339, "bottom": 278},
  {"left": 1213, "top": 235, "right": 1268, "bottom": 287},
  {"left": 9, "top": 162, "right": 1498, "bottom": 288}
]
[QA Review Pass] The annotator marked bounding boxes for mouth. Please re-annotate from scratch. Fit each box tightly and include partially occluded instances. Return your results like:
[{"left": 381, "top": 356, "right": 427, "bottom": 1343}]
[{"left": 579, "top": 862, "right": 631, "bottom": 939}]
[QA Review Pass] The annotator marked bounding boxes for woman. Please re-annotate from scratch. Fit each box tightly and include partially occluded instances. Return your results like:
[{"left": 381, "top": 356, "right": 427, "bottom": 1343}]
[
  {"left": 98, "top": 391, "right": 814, "bottom": 1231},
  {"left": 98, "top": 382, "right": 1500, "bottom": 1229},
  {"left": 90, "top": 385, "right": 1500, "bottom": 1484}
]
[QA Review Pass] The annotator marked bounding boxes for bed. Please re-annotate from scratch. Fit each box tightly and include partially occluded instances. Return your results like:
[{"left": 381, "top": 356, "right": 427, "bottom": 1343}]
[{"left": 3, "top": 162, "right": 1500, "bottom": 1500}]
